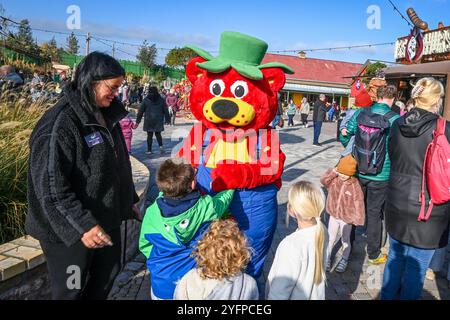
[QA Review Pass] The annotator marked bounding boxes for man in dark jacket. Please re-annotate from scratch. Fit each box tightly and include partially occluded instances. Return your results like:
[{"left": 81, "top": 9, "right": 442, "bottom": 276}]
[
  {"left": 26, "top": 52, "right": 140, "bottom": 300},
  {"left": 312, "top": 94, "right": 327, "bottom": 146},
  {"left": 341, "top": 85, "right": 399, "bottom": 265}
]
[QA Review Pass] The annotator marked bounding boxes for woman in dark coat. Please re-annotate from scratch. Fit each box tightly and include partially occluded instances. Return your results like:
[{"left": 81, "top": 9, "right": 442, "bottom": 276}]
[
  {"left": 381, "top": 77, "right": 450, "bottom": 300},
  {"left": 26, "top": 52, "right": 140, "bottom": 300},
  {"left": 135, "top": 86, "right": 170, "bottom": 154}
]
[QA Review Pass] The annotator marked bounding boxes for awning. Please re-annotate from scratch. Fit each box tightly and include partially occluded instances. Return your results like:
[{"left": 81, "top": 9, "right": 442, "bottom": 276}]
[
  {"left": 283, "top": 83, "right": 350, "bottom": 95},
  {"left": 384, "top": 60, "right": 450, "bottom": 77},
  {"left": 52, "top": 64, "right": 71, "bottom": 71}
]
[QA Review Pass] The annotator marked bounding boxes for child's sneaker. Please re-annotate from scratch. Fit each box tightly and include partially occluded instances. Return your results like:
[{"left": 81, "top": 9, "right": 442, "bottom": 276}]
[
  {"left": 335, "top": 258, "right": 348, "bottom": 273},
  {"left": 425, "top": 268, "right": 436, "bottom": 281},
  {"left": 146, "top": 150, "right": 152, "bottom": 155},
  {"left": 368, "top": 253, "right": 387, "bottom": 265}
]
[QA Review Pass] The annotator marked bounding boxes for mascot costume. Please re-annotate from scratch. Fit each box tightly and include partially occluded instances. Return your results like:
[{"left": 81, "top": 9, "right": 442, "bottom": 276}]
[{"left": 178, "top": 31, "right": 293, "bottom": 278}]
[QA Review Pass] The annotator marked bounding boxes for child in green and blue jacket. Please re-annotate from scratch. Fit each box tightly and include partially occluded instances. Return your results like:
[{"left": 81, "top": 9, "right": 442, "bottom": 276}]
[{"left": 139, "top": 159, "right": 234, "bottom": 299}]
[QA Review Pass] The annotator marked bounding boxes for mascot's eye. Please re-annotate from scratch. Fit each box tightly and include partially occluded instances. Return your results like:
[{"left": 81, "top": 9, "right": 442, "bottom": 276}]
[
  {"left": 179, "top": 219, "right": 190, "bottom": 229},
  {"left": 231, "top": 81, "right": 248, "bottom": 99},
  {"left": 209, "top": 79, "right": 225, "bottom": 96},
  {"left": 164, "top": 224, "right": 170, "bottom": 232}
]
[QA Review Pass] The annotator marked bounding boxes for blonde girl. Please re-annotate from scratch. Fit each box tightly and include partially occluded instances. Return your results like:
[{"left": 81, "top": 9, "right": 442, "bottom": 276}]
[{"left": 266, "top": 181, "right": 328, "bottom": 300}]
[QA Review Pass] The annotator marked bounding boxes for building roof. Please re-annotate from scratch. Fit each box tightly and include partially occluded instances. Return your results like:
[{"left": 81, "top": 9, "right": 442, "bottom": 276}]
[
  {"left": 262, "top": 53, "right": 364, "bottom": 85},
  {"left": 384, "top": 60, "right": 450, "bottom": 77}
]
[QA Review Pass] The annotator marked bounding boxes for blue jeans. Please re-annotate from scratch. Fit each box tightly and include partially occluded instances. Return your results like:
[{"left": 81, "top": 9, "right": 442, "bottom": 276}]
[
  {"left": 381, "top": 236, "right": 435, "bottom": 300},
  {"left": 272, "top": 115, "right": 280, "bottom": 128},
  {"left": 313, "top": 121, "right": 322, "bottom": 144},
  {"left": 287, "top": 114, "right": 295, "bottom": 126}
]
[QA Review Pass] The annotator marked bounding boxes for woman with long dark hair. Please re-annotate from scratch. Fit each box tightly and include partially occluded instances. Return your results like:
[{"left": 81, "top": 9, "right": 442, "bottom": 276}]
[
  {"left": 135, "top": 86, "right": 170, "bottom": 154},
  {"left": 26, "top": 52, "right": 140, "bottom": 300}
]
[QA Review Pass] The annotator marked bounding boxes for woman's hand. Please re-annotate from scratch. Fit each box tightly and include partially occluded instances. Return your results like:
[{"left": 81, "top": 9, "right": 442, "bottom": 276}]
[
  {"left": 132, "top": 123, "right": 139, "bottom": 129},
  {"left": 81, "top": 225, "right": 113, "bottom": 249},
  {"left": 341, "top": 128, "right": 348, "bottom": 136}
]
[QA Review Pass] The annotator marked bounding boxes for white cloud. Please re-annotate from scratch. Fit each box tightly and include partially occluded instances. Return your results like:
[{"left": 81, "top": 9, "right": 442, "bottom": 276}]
[{"left": 26, "top": 17, "right": 216, "bottom": 48}]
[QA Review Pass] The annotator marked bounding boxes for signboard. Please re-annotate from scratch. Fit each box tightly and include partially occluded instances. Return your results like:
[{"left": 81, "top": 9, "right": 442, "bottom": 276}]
[
  {"left": 405, "top": 28, "right": 424, "bottom": 62},
  {"left": 396, "top": 26, "right": 450, "bottom": 62},
  {"left": 350, "top": 78, "right": 364, "bottom": 97}
]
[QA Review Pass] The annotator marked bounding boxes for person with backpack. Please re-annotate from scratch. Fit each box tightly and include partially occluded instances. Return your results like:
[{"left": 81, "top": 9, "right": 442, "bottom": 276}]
[
  {"left": 381, "top": 77, "right": 450, "bottom": 300},
  {"left": 340, "top": 85, "right": 400, "bottom": 265},
  {"left": 339, "top": 88, "right": 373, "bottom": 156}
]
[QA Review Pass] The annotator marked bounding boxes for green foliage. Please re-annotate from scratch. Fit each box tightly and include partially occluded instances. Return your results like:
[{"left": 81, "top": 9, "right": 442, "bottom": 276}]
[
  {"left": 363, "top": 62, "right": 387, "bottom": 84},
  {"left": 136, "top": 40, "right": 157, "bottom": 69},
  {"left": 5, "top": 19, "right": 41, "bottom": 58},
  {"left": 66, "top": 32, "right": 79, "bottom": 55},
  {"left": 40, "top": 36, "right": 64, "bottom": 62},
  {"left": 15, "top": 19, "right": 34, "bottom": 48},
  {"left": 165, "top": 47, "right": 197, "bottom": 69},
  {"left": 153, "top": 68, "right": 166, "bottom": 84},
  {"left": 0, "top": 85, "right": 56, "bottom": 243}
]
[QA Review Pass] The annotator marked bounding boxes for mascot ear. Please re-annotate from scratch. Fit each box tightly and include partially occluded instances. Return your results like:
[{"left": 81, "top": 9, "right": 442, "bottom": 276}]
[
  {"left": 186, "top": 57, "right": 207, "bottom": 85},
  {"left": 261, "top": 68, "right": 286, "bottom": 93}
]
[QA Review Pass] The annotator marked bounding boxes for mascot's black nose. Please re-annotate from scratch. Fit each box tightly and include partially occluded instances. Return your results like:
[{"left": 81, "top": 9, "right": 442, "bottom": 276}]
[{"left": 211, "top": 99, "right": 239, "bottom": 119}]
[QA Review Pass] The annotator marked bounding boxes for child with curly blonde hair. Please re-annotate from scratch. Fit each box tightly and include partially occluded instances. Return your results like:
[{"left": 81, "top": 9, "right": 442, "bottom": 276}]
[{"left": 174, "top": 218, "right": 259, "bottom": 300}]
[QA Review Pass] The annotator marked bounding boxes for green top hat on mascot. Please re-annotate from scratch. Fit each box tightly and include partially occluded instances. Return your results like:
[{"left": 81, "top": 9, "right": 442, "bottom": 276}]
[{"left": 186, "top": 31, "right": 293, "bottom": 80}]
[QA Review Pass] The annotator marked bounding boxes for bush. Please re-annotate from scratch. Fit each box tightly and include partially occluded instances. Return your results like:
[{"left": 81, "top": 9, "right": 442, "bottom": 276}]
[{"left": 0, "top": 84, "right": 56, "bottom": 243}]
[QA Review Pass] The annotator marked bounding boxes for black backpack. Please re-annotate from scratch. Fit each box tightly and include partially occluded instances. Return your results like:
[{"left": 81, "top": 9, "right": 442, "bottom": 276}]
[{"left": 352, "top": 109, "right": 397, "bottom": 175}]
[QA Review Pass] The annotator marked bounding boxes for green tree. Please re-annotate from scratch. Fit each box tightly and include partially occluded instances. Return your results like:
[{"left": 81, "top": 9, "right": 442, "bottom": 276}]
[
  {"left": 363, "top": 61, "right": 387, "bottom": 84},
  {"left": 0, "top": 5, "right": 7, "bottom": 30},
  {"left": 137, "top": 40, "right": 157, "bottom": 69},
  {"left": 165, "top": 47, "right": 197, "bottom": 70},
  {"left": 154, "top": 68, "right": 166, "bottom": 84},
  {"left": 15, "top": 19, "right": 35, "bottom": 49},
  {"left": 66, "top": 32, "right": 79, "bottom": 55},
  {"left": 40, "top": 37, "right": 63, "bottom": 62}
]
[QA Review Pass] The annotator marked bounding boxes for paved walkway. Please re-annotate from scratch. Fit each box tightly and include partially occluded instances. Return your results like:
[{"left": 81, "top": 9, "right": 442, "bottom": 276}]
[{"left": 108, "top": 115, "right": 450, "bottom": 300}]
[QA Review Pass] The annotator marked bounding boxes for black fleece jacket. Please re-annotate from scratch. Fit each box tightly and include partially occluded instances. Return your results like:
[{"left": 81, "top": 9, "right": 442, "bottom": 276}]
[
  {"left": 26, "top": 87, "right": 139, "bottom": 247},
  {"left": 385, "top": 108, "right": 450, "bottom": 249}
]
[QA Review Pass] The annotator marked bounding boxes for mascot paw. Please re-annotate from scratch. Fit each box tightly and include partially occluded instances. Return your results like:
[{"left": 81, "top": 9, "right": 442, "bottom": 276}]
[{"left": 211, "top": 164, "right": 245, "bottom": 191}]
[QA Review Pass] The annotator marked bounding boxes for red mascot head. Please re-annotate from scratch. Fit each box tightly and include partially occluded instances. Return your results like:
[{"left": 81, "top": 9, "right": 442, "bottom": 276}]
[{"left": 186, "top": 31, "right": 294, "bottom": 132}]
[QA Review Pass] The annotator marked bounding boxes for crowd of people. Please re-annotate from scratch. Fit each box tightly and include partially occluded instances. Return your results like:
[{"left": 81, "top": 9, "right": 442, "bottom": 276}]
[
  {"left": 135, "top": 76, "right": 449, "bottom": 300},
  {"left": 22, "top": 51, "right": 449, "bottom": 301}
]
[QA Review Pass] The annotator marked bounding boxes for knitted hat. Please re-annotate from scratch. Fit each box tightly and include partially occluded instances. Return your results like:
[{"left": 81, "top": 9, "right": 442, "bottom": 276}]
[
  {"left": 354, "top": 89, "right": 373, "bottom": 108},
  {"left": 336, "top": 155, "right": 357, "bottom": 176}
]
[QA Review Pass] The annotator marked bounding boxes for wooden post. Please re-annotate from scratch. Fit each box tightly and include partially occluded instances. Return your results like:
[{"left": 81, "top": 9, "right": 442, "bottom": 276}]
[{"left": 86, "top": 32, "right": 90, "bottom": 55}]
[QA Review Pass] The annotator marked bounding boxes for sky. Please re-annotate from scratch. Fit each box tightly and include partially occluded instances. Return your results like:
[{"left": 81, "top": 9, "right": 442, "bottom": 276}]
[{"left": 1, "top": 0, "right": 449, "bottom": 65}]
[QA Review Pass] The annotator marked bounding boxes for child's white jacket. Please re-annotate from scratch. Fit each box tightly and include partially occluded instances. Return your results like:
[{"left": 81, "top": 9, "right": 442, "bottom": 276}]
[{"left": 266, "top": 224, "right": 328, "bottom": 300}]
